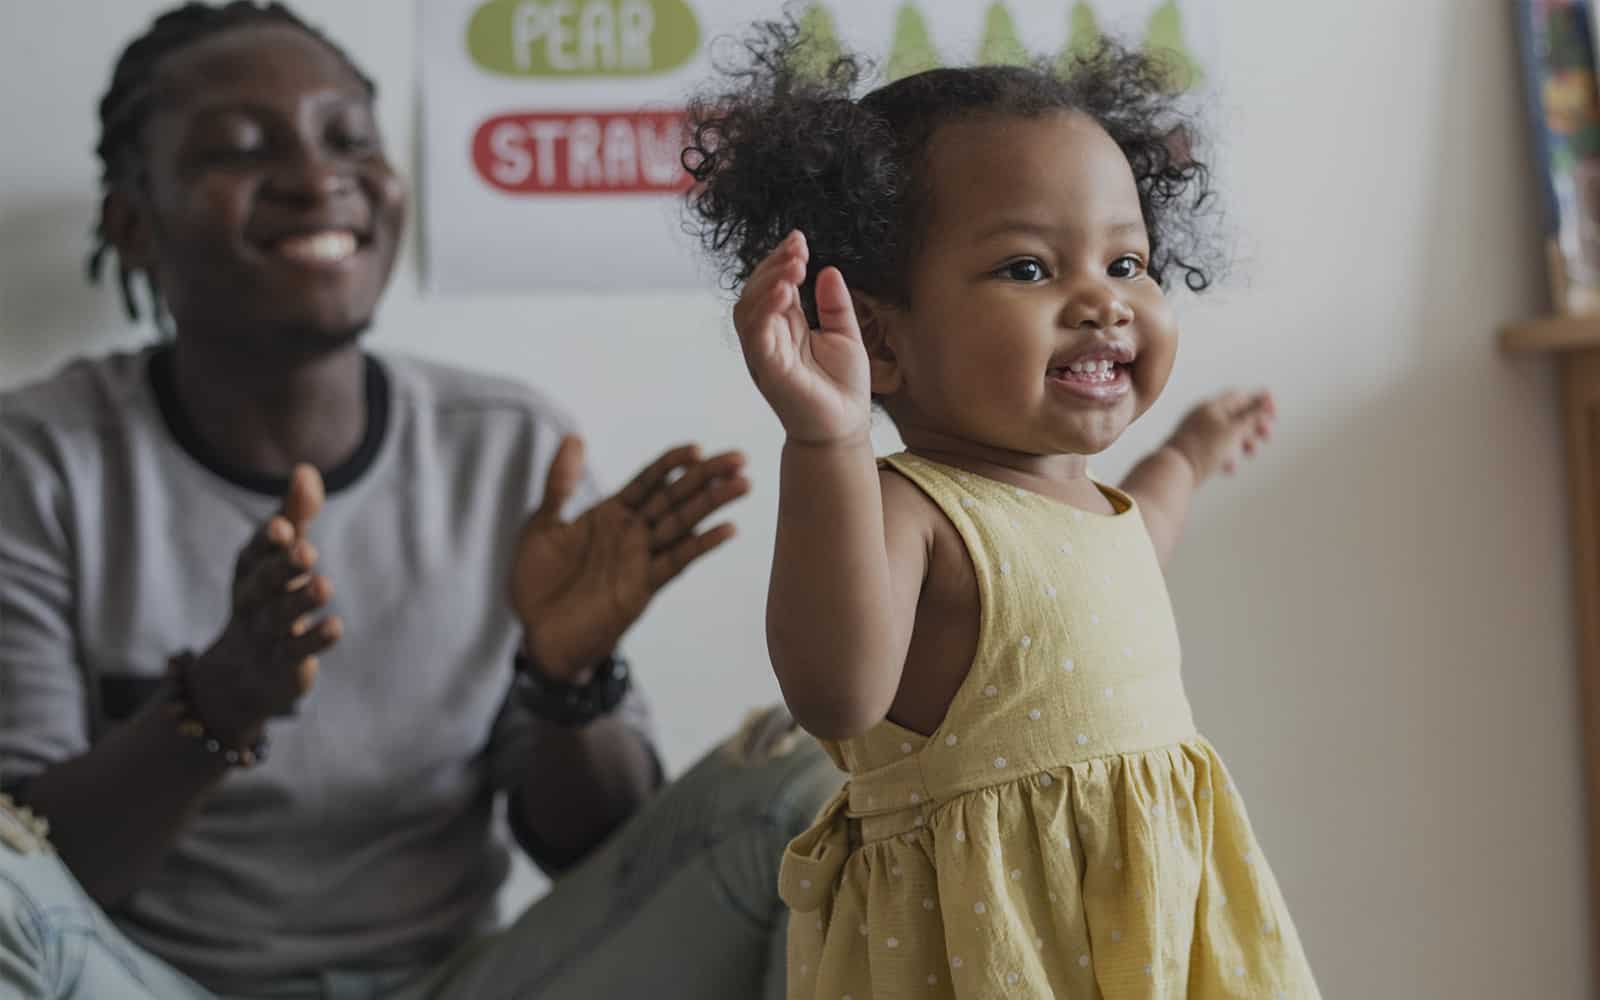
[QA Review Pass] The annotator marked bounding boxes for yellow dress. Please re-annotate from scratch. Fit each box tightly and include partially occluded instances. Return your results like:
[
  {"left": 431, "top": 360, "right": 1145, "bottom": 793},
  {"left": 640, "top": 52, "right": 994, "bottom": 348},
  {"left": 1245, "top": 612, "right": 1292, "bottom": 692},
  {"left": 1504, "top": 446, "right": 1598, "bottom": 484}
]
[{"left": 779, "top": 454, "right": 1320, "bottom": 999}]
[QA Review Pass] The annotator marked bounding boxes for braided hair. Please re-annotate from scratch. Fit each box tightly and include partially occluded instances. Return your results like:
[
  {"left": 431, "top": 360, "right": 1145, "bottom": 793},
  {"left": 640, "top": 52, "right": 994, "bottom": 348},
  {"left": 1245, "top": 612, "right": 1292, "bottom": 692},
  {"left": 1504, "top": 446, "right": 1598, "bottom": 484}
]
[{"left": 88, "top": 1, "right": 375, "bottom": 325}]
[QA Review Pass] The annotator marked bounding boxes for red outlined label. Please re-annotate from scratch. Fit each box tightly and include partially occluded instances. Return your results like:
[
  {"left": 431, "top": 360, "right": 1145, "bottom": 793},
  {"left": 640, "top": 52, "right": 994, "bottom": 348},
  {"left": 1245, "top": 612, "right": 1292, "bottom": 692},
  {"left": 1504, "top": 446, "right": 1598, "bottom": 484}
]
[{"left": 472, "top": 109, "right": 691, "bottom": 195}]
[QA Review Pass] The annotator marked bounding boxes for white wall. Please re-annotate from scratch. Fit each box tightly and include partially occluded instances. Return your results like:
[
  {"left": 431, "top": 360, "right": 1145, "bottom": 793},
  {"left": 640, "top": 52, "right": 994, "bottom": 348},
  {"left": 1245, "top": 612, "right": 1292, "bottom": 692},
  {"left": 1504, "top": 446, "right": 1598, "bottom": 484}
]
[{"left": 0, "top": 0, "right": 1588, "bottom": 995}]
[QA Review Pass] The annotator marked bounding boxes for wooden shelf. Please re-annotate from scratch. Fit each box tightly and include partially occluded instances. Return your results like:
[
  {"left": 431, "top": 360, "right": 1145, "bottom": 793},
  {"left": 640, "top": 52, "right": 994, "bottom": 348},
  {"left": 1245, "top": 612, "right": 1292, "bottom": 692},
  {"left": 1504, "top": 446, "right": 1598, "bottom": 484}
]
[
  {"left": 1505, "top": 326, "right": 1600, "bottom": 983},
  {"left": 1502, "top": 314, "right": 1600, "bottom": 353}
]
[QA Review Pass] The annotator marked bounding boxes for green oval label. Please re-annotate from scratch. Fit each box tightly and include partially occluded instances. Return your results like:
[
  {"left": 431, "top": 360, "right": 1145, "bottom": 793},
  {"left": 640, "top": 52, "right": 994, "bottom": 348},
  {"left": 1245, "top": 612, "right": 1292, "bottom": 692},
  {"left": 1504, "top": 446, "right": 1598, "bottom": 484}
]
[{"left": 467, "top": 0, "right": 700, "bottom": 77}]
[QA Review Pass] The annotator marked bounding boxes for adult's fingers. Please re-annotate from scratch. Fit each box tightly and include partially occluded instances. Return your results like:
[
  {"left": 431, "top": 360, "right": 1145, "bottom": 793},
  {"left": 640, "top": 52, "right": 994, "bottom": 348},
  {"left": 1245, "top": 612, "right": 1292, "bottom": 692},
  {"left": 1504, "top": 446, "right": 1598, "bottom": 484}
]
[
  {"left": 235, "top": 516, "right": 296, "bottom": 584},
  {"left": 280, "top": 464, "right": 326, "bottom": 537},
  {"left": 636, "top": 450, "right": 746, "bottom": 523},
  {"left": 281, "top": 616, "right": 342, "bottom": 662},
  {"left": 234, "top": 540, "right": 319, "bottom": 611},
  {"left": 646, "top": 523, "right": 737, "bottom": 591},
  {"left": 616, "top": 444, "right": 701, "bottom": 511},
  {"left": 258, "top": 621, "right": 341, "bottom": 711},
  {"left": 257, "top": 574, "right": 332, "bottom": 637},
  {"left": 649, "top": 474, "right": 750, "bottom": 550},
  {"left": 530, "top": 435, "right": 586, "bottom": 530}
]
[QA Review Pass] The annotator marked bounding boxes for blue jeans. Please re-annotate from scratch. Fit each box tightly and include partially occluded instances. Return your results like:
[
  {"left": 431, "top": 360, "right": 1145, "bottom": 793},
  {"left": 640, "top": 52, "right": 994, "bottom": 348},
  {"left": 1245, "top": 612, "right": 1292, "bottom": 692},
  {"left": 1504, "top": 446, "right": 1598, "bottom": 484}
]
[{"left": 0, "top": 717, "right": 840, "bottom": 1000}]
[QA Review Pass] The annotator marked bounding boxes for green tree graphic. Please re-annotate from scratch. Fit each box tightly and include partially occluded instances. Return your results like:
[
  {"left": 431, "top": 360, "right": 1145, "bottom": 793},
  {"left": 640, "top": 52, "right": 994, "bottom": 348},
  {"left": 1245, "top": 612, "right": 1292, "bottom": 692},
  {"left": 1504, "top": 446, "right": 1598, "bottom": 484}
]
[
  {"left": 978, "top": 2, "right": 1030, "bottom": 66},
  {"left": 1144, "top": 0, "right": 1203, "bottom": 92},
  {"left": 793, "top": 3, "right": 843, "bottom": 82},
  {"left": 1057, "top": 1, "right": 1102, "bottom": 71},
  {"left": 886, "top": 3, "right": 941, "bottom": 81}
]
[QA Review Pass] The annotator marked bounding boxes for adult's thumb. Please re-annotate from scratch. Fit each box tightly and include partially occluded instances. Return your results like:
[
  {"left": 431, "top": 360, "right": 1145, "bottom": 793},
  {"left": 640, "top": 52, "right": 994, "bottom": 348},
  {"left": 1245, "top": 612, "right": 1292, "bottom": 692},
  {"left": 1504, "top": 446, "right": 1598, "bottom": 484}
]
[{"left": 281, "top": 464, "right": 325, "bottom": 536}]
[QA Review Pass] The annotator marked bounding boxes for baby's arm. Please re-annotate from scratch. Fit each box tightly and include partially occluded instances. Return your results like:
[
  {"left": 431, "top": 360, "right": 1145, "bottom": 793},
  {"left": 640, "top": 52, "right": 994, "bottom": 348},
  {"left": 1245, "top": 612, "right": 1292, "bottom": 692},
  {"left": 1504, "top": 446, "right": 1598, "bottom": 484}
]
[
  {"left": 1122, "top": 389, "right": 1276, "bottom": 565},
  {"left": 769, "top": 446, "right": 928, "bottom": 739},
  {"left": 735, "top": 232, "right": 923, "bottom": 739}
]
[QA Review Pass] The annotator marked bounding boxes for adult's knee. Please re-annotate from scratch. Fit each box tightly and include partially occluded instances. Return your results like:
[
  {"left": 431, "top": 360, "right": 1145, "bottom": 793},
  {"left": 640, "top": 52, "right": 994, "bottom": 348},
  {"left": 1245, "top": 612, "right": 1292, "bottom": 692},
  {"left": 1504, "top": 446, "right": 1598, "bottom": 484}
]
[
  {"left": 720, "top": 707, "right": 841, "bottom": 833},
  {"left": 702, "top": 713, "right": 842, "bottom": 922}
]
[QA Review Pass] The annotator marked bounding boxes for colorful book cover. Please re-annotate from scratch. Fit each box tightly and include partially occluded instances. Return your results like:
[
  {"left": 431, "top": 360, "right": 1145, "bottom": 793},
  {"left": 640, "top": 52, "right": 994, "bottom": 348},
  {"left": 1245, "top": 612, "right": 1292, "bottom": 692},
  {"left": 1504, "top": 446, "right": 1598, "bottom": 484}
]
[{"left": 1515, "top": 0, "right": 1600, "bottom": 312}]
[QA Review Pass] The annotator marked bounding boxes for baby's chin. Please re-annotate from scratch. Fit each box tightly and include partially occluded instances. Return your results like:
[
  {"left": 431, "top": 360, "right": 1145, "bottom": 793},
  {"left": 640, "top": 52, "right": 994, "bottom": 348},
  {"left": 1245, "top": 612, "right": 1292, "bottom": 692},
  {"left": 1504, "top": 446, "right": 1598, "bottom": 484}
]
[
  {"left": 1045, "top": 412, "right": 1137, "bottom": 457},
  {"left": 1052, "top": 434, "right": 1122, "bottom": 458}
]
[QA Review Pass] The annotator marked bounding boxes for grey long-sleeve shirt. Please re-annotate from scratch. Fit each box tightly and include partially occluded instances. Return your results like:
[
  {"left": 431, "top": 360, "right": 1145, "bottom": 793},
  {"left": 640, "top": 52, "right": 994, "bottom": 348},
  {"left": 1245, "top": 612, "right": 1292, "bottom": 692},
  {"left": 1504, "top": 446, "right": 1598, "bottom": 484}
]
[{"left": 0, "top": 345, "right": 653, "bottom": 991}]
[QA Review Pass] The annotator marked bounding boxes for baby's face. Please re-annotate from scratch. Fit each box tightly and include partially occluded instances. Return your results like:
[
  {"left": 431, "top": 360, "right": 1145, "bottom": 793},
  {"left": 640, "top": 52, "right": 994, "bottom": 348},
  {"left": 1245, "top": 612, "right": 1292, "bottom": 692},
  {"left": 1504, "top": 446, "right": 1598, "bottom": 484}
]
[{"left": 875, "top": 111, "right": 1178, "bottom": 459}]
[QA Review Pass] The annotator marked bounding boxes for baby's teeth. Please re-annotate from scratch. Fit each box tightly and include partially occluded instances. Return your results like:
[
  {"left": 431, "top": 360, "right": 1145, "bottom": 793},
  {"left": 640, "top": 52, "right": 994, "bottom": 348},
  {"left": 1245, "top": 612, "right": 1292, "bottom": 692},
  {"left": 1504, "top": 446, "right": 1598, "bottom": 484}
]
[{"left": 1057, "top": 359, "right": 1126, "bottom": 379}]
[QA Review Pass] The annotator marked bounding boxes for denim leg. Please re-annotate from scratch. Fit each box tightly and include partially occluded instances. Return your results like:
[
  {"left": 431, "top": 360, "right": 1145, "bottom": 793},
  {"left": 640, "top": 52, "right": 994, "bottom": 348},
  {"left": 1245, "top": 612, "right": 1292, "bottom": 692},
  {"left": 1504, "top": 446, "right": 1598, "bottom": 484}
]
[
  {"left": 0, "top": 816, "right": 213, "bottom": 999},
  {"left": 414, "top": 711, "right": 841, "bottom": 1000}
]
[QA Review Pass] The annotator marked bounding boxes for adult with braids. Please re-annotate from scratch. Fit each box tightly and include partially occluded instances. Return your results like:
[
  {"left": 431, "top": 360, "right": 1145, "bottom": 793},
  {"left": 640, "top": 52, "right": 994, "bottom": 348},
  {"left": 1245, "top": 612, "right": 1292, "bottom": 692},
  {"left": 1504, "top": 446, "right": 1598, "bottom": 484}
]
[{"left": 0, "top": 4, "right": 838, "bottom": 998}]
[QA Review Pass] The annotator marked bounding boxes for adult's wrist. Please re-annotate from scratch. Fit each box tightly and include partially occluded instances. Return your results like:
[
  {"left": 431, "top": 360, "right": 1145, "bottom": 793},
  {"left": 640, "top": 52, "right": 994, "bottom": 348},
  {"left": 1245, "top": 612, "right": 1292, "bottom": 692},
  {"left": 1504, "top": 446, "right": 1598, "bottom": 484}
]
[
  {"left": 514, "top": 649, "right": 632, "bottom": 727},
  {"left": 184, "top": 651, "right": 268, "bottom": 749},
  {"left": 519, "top": 630, "right": 611, "bottom": 685}
]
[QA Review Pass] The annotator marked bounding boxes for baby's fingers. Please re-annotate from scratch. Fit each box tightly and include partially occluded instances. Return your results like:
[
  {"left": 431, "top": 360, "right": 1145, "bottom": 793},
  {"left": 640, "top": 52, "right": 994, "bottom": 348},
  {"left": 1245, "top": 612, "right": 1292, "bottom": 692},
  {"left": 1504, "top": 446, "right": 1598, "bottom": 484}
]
[
  {"left": 735, "top": 277, "right": 800, "bottom": 363},
  {"left": 734, "top": 234, "right": 808, "bottom": 329},
  {"left": 814, "top": 267, "right": 862, "bottom": 342},
  {"left": 1211, "top": 388, "right": 1252, "bottom": 417},
  {"left": 1239, "top": 411, "right": 1274, "bottom": 460},
  {"left": 1235, "top": 389, "right": 1276, "bottom": 425}
]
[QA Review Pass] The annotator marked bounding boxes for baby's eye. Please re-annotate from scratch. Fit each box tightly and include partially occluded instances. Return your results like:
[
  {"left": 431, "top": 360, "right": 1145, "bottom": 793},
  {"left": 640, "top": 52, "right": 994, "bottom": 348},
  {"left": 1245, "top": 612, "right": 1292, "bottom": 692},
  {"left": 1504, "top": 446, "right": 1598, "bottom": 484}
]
[
  {"left": 999, "top": 259, "right": 1048, "bottom": 282},
  {"left": 1108, "top": 255, "right": 1146, "bottom": 279}
]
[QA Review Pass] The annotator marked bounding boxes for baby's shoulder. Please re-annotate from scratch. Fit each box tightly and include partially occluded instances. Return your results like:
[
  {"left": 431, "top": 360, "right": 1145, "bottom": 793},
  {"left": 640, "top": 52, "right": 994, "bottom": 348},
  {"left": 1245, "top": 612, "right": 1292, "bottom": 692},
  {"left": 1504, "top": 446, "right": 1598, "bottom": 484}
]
[
  {"left": 879, "top": 463, "right": 974, "bottom": 580},
  {"left": 879, "top": 463, "right": 956, "bottom": 544}
]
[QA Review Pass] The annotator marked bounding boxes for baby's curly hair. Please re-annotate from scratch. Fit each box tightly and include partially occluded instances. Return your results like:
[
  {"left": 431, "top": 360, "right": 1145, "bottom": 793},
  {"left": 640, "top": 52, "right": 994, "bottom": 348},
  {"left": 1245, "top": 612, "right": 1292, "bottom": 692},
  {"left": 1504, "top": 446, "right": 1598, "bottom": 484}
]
[{"left": 683, "top": 19, "right": 1219, "bottom": 323}]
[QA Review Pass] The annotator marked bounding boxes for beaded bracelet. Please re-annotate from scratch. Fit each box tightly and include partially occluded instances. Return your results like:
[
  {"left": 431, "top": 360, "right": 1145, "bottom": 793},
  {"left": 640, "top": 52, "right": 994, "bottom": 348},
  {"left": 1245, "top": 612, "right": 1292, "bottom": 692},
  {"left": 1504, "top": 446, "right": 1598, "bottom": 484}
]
[{"left": 165, "top": 652, "right": 269, "bottom": 768}]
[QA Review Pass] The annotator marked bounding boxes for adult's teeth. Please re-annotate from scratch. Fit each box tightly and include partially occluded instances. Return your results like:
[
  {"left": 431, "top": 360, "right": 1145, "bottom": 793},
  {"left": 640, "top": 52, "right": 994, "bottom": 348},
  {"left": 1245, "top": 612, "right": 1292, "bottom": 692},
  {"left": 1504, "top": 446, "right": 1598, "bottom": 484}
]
[{"left": 278, "top": 231, "right": 357, "bottom": 262}]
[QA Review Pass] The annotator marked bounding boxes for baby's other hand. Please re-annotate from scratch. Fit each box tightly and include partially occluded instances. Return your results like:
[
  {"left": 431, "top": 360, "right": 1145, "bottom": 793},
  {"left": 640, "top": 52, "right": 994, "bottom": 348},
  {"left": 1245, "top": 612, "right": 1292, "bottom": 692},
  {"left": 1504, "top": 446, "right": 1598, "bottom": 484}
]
[{"left": 1167, "top": 389, "right": 1276, "bottom": 482}]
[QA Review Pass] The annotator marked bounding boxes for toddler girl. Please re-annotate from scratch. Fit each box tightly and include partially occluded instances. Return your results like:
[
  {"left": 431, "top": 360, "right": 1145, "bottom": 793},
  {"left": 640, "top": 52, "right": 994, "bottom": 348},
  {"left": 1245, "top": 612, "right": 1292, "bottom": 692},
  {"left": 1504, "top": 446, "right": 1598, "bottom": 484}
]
[{"left": 686, "top": 24, "right": 1320, "bottom": 999}]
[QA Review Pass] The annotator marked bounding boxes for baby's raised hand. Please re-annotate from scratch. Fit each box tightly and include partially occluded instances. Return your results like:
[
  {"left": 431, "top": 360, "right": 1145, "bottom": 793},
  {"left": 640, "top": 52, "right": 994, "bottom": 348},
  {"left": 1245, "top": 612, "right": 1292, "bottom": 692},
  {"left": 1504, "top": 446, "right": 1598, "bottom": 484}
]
[
  {"left": 1168, "top": 389, "right": 1276, "bottom": 482},
  {"left": 731, "top": 231, "right": 872, "bottom": 444}
]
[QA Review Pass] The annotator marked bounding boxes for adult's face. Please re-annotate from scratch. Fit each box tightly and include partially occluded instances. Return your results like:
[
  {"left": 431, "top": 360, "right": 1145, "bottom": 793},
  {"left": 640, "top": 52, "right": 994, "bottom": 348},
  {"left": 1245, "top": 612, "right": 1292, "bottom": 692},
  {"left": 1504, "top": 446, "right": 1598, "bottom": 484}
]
[{"left": 114, "top": 22, "right": 406, "bottom": 355}]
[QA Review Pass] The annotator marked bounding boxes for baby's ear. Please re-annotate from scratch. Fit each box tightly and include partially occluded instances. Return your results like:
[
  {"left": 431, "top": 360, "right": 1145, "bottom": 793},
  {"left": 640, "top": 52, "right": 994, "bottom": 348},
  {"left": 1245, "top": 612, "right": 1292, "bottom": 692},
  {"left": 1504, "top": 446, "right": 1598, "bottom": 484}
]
[{"left": 853, "top": 292, "right": 903, "bottom": 396}]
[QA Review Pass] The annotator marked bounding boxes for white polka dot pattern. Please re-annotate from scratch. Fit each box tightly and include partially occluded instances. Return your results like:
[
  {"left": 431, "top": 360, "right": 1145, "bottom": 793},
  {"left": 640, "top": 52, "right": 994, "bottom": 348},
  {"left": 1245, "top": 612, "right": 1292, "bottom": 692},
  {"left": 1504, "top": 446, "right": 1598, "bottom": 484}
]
[{"left": 781, "top": 454, "right": 1321, "bottom": 999}]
